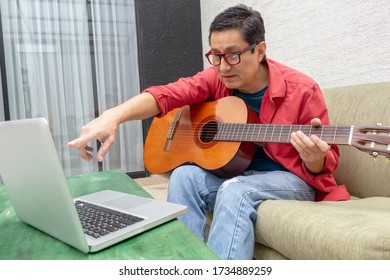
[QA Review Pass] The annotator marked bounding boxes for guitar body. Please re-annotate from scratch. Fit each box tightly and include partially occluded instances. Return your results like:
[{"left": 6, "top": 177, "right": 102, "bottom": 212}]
[{"left": 143, "top": 96, "right": 259, "bottom": 177}]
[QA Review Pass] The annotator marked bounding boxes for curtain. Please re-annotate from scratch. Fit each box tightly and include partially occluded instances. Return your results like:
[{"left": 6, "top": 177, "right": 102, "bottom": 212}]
[
  {"left": 90, "top": 0, "right": 143, "bottom": 172},
  {"left": 0, "top": 0, "right": 143, "bottom": 176},
  {"left": 0, "top": 67, "right": 3, "bottom": 122},
  {"left": 0, "top": 66, "right": 2, "bottom": 185}
]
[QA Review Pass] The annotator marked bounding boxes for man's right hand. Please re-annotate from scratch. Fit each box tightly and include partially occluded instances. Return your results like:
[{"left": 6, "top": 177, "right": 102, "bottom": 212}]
[{"left": 68, "top": 109, "right": 120, "bottom": 162}]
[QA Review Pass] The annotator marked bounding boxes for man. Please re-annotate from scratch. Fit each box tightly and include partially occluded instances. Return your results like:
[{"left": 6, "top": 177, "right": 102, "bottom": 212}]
[{"left": 69, "top": 4, "right": 350, "bottom": 259}]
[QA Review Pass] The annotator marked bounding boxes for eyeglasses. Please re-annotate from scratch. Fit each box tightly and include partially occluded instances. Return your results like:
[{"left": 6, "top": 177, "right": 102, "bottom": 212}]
[{"left": 205, "top": 42, "right": 258, "bottom": 66}]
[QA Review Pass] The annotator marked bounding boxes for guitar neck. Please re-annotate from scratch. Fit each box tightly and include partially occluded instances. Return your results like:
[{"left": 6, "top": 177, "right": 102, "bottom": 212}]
[{"left": 214, "top": 124, "right": 353, "bottom": 145}]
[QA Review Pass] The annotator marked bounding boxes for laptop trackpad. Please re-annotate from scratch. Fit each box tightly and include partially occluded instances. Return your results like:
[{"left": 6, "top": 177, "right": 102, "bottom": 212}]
[{"left": 103, "top": 195, "right": 150, "bottom": 211}]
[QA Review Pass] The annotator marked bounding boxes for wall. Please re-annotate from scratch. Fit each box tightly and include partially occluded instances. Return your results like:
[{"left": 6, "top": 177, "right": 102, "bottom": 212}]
[{"left": 200, "top": 0, "right": 390, "bottom": 89}]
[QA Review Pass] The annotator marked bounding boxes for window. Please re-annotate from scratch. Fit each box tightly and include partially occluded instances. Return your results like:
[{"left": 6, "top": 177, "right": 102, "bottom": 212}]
[{"left": 0, "top": 0, "right": 143, "bottom": 176}]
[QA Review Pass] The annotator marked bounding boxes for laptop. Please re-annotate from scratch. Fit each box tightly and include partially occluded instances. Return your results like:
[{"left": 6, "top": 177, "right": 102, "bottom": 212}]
[{"left": 0, "top": 118, "right": 187, "bottom": 253}]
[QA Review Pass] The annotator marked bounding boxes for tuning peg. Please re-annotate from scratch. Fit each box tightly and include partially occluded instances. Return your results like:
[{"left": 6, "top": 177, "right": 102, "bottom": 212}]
[{"left": 369, "top": 151, "right": 379, "bottom": 157}]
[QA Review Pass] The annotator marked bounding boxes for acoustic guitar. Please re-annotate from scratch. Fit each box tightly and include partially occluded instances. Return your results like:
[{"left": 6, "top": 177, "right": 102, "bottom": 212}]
[{"left": 144, "top": 96, "right": 390, "bottom": 177}]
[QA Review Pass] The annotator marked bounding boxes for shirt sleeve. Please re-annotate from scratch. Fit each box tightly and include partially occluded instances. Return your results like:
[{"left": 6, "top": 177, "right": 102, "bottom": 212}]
[{"left": 144, "top": 67, "right": 230, "bottom": 117}]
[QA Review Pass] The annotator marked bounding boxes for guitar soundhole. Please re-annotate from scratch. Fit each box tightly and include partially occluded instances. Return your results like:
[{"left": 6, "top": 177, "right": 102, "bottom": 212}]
[{"left": 200, "top": 121, "right": 218, "bottom": 143}]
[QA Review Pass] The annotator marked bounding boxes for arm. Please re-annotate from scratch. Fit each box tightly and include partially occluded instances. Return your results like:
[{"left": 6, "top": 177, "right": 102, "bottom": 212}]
[
  {"left": 68, "top": 92, "right": 159, "bottom": 162},
  {"left": 69, "top": 68, "right": 226, "bottom": 162}
]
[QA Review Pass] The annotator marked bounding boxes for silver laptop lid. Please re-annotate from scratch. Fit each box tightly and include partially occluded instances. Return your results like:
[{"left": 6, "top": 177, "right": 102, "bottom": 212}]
[{"left": 0, "top": 118, "right": 89, "bottom": 252}]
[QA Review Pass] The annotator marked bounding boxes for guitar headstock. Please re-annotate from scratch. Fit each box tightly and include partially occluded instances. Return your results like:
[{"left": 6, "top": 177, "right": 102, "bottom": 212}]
[{"left": 352, "top": 123, "right": 390, "bottom": 158}]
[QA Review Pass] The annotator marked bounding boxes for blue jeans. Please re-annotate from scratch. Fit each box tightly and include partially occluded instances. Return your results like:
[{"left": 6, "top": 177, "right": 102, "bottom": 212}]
[{"left": 167, "top": 165, "right": 316, "bottom": 260}]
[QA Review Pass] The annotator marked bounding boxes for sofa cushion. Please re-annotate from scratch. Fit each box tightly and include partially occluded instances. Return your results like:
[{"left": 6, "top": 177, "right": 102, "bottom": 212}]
[
  {"left": 254, "top": 243, "right": 289, "bottom": 260},
  {"left": 322, "top": 82, "right": 390, "bottom": 198},
  {"left": 255, "top": 197, "right": 390, "bottom": 259}
]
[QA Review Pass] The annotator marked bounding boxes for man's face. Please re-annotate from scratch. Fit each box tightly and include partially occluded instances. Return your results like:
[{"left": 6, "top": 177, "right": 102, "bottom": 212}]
[{"left": 209, "top": 29, "right": 265, "bottom": 93}]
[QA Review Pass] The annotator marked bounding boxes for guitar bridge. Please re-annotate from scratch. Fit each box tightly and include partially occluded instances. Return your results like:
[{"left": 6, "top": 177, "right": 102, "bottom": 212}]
[{"left": 163, "top": 109, "right": 183, "bottom": 151}]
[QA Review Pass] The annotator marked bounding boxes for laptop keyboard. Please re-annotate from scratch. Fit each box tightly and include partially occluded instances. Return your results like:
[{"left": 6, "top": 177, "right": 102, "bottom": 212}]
[{"left": 74, "top": 200, "right": 144, "bottom": 239}]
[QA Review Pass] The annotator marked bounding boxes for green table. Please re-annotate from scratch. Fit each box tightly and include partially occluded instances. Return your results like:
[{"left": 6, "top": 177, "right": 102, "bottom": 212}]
[{"left": 0, "top": 169, "right": 219, "bottom": 260}]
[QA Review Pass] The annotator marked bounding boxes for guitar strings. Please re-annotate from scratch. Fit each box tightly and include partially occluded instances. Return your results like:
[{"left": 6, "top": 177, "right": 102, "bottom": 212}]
[
  {"left": 156, "top": 122, "right": 390, "bottom": 137},
  {"left": 152, "top": 123, "right": 390, "bottom": 150},
  {"left": 152, "top": 123, "right": 356, "bottom": 144}
]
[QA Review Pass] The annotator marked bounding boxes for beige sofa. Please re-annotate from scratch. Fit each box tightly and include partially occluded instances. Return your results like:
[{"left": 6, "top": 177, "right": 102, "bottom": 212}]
[
  {"left": 151, "top": 82, "right": 390, "bottom": 259},
  {"left": 254, "top": 82, "right": 390, "bottom": 259}
]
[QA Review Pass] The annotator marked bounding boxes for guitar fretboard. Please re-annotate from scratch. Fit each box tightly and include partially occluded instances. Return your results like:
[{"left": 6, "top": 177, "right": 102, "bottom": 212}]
[{"left": 212, "top": 124, "right": 353, "bottom": 145}]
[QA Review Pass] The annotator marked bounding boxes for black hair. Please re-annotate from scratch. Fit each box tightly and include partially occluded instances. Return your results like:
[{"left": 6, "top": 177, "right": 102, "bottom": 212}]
[{"left": 208, "top": 4, "right": 266, "bottom": 47}]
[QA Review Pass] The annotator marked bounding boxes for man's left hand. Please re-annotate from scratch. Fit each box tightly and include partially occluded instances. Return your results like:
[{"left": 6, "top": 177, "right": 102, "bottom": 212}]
[{"left": 290, "top": 118, "right": 331, "bottom": 174}]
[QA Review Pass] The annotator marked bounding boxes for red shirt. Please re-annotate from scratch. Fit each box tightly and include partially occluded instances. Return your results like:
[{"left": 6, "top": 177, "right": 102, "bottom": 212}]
[{"left": 145, "top": 58, "right": 351, "bottom": 201}]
